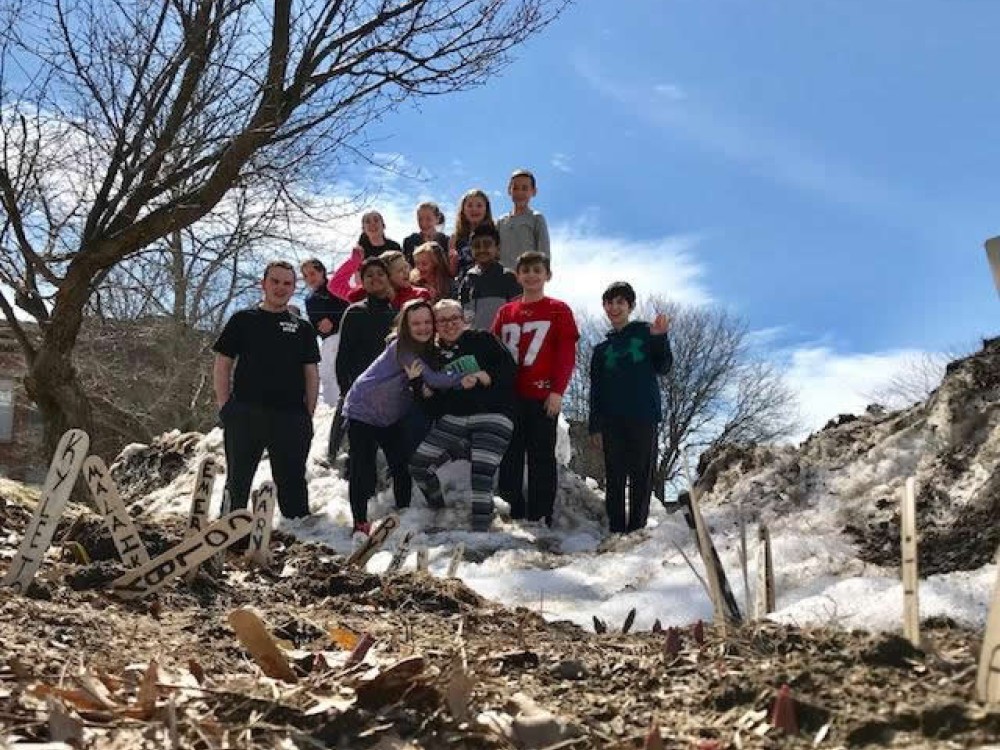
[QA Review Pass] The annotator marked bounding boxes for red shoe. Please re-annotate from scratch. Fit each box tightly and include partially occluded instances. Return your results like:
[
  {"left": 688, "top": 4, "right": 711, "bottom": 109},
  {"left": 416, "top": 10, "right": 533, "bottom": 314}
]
[{"left": 353, "top": 521, "right": 372, "bottom": 536}]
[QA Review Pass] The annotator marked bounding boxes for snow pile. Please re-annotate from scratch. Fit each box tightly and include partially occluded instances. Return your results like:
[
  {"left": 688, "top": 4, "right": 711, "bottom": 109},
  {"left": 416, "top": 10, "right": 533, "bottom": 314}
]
[{"left": 113, "top": 340, "right": 1000, "bottom": 633}]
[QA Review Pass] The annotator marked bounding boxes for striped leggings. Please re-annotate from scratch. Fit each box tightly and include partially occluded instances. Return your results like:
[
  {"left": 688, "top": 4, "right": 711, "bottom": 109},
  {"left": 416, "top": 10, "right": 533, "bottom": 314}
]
[{"left": 409, "top": 413, "right": 514, "bottom": 529}]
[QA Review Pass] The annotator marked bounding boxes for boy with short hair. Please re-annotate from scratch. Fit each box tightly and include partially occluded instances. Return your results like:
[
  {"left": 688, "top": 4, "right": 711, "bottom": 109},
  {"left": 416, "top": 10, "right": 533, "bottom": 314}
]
[
  {"left": 458, "top": 224, "right": 522, "bottom": 330},
  {"left": 496, "top": 169, "right": 550, "bottom": 270},
  {"left": 588, "top": 281, "right": 672, "bottom": 534},
  {"left": 492, "top": 251, "right": 578, "bottom": 525}
]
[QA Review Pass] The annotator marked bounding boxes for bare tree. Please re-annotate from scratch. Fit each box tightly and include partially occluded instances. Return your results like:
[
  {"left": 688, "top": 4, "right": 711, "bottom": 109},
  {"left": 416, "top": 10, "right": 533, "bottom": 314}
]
[
  {"left": 0, "top": 0, "right": 567, "bottom": 453},
  {"left": 863, "top": 350, "right": 958, "bottom": 410},
  {"left": 566, "top": 297, "right": 799, "bottom": 500}
]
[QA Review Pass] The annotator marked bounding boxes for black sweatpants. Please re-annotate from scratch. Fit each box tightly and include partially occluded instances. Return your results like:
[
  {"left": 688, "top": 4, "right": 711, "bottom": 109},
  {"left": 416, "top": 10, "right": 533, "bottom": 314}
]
[
  {"left": 602, "top": 417, "right": 658, "bottom": 533},
  {"left": 497, "top": 397, "right": 558, "bottom": 523},
  {"left": 347, "top": 418, "right": 412, "bottom": 525},
  {"left": 222, "top": 401, "right": 312, "bottom": 519}
]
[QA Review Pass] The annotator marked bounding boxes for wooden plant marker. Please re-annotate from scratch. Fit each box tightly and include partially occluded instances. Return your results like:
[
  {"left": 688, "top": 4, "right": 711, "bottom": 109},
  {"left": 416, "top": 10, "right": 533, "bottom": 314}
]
[
  {"left": 738, "top": 502, "right": 751, "bottom": 619},
  {"left": 416, "top": 547, "right": 429, "bottom": 573},
  {"left": 208, "top": 485, "right": 232, "bottom": 577},
  {"left": 901, "top": 477, "right": 920, "bottom": 647},
  {"left": 228, "top": 608, "right": 298, "bottom": 683},
  {"left": 183, "top": 456, "right": 217, "bottom": 582},
  {"left": 112, "top": 510, "right": 253, "bottom": 600},
  {"left": 386, "top": 530, "right": 415, "bottom": 574},
  {"left": 446, "top": 543, "right": 465, "bottom": 578},
  {"left": 81, "top": 456, "right": 150, "bottom": 569},
  {"left": 347, "top": 514, "right": 399, "bottom": 569},
  {"left": 681, "top": 489, "right": 732, "bottom": 626},
  {"left": 245, "top": 481, "right": 276, "bottom": 566},
  {"left": 755, "top": 524, "right": 775, "bottom": 618},
  {"left": 3, "top": 429, "right": 89, "bottom": 594},
  {"left": 976, "top": 564, "right": 1000, "bottom": 705}
]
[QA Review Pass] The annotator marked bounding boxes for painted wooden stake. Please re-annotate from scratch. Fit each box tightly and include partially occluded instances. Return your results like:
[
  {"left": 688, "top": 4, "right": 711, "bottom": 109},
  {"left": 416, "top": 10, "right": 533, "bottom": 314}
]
[
  {"left": 245, "top": 481, "right": 276, "bottom": 566},
  {"left": 347, "top": 514, "right": 399, "bottom": 569},
  {"left": 208, "top": 485, "right": 232, "bottom": 576},
  {"left": 386, "top": 530, "right": 415, "bottom": 574},
  {"left": 976, "top": 565, "right": 1000, "bottom": 705},
  {"left": 755, "top": 524, "right": 775, "bottom": 618},
  {"left": 416, "top": 547, "right": 429, "bottom": 573},
  {"left": 112, "top": 510, "right": 253, "bottom": 600},
  {"left": 3, "top": 429, "right": 89, "bottom": 594},
  {"left": 183, "top": 456, "right": 218, "bottom": 581},
  {"left": 446, "top": 543, "right": 465, "bottom": 578},
  {"left": 81, "top": 456, "right": 150, "bottom": 569},
  {"left": 739, "top": 502, "right": 751, "bottom": 619},
  {"left": 901, "top": 477, "right": 920, "bottom": 647}
]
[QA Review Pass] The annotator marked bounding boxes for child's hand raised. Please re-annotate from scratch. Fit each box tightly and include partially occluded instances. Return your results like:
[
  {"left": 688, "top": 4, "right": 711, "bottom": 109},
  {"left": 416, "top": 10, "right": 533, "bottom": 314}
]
[
  {"left": 460, "top": 374, "right": 479, "bottom": 390},
  {"left": 404, "top": 360, "right": 424, "bottom": 381},
  {"left": 650, "top": 313, "right": 671, "bottom": 336}
]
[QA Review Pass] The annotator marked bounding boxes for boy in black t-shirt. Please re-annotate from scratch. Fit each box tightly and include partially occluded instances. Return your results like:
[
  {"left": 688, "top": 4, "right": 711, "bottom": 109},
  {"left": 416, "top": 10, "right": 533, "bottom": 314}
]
[{"left": 213, "top": 260, "right": 321, "bottom": 519}]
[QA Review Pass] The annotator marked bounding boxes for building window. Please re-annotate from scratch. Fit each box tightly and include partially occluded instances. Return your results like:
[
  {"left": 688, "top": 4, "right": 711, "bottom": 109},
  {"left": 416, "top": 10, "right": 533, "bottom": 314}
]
[{"left": 0, "top": 379, "right": 13, "bottom": 443}]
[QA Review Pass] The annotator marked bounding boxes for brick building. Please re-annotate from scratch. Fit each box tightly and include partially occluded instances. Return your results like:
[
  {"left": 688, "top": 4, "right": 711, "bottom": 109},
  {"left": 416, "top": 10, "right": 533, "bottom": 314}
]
[{"left": 0, "top": 322, "right": 45, "bottom": 482}]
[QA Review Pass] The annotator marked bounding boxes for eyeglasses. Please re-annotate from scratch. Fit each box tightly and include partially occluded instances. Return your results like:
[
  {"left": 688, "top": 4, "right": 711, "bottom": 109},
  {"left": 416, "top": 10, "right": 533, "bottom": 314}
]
[{"left": 436, "top": 315, "right": 463, "bottom": 324}]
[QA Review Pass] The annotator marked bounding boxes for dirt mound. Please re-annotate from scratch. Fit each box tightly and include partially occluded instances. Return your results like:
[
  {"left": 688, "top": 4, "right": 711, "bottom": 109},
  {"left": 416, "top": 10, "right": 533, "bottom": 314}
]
[
  {"left": 110, "top": 430, "right": 204, "bottom": 502},
  {"left": 1, "top": 489, "right": 999, "bottom": 749},
  {"left": 697, "top": 338, "right": 1000, "bottom": 575}
]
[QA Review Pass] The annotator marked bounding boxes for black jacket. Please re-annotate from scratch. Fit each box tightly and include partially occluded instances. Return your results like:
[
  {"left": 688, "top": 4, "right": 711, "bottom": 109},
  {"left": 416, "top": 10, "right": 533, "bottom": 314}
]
[
  {"left": 304, "top": 285, "right": 348, "bottom": 339},
  {"left": 423, "top": 330, "right": 516, "bottom": 417},
  {"left": 589, "top": 321, "right": 672, "bottom": 433},
  {"left": 335, "top": 295, "right": 397, "bottom": 392},
  {"left": 359, "top": 235, "right": 403, "bottom": 259}
]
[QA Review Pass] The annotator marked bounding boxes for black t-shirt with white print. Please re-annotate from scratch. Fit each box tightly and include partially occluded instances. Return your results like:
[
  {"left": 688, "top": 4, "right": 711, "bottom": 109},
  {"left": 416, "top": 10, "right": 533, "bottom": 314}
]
[{"left": 213, "top": 307, "right": 321, "bottom": 411}]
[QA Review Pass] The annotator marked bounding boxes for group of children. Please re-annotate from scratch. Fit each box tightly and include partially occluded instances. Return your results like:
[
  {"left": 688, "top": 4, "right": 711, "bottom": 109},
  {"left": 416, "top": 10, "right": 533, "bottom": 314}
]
[{"left": 298, "top": 169, "right": 672, "bottom": 537}]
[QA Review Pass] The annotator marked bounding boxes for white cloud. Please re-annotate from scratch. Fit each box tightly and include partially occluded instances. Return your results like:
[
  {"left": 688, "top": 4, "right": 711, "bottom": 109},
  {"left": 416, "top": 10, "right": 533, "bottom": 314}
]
[
  {"left": 546, "top": 220, "right": 710, "bottom": 315},
  {"left": 783, "top": 345, "right": 939, "bottom": 439},
  {"left": 550, "top": 152, "right": 573, "bottom": 173}
]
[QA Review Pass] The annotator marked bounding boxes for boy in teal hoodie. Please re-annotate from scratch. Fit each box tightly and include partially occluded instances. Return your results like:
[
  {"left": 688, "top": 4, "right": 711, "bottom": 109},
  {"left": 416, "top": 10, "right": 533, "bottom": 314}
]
[{"left": 588, "top": 282, "right": 672, "bottom": 533}]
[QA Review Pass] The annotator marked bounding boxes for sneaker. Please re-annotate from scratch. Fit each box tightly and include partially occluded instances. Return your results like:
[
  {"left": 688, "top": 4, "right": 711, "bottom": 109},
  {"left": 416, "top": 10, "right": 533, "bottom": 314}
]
[{"left": 353, "top": 521, "right": 372, "bottom": 536}]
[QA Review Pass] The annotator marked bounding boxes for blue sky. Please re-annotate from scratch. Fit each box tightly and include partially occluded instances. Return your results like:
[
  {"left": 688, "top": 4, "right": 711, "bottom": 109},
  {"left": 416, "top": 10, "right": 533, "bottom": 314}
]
[{"left": 319, "top": 1, "right": 999, "bottom": 431}]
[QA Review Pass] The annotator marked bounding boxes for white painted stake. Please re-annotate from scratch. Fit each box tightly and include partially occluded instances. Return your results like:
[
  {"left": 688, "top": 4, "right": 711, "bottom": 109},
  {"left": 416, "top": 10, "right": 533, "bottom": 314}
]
[
  {"left": 81, "top": 456, "right": 150, "bottom": 568},
  {"left": 245, "top": 482, "right": 276, "bottom": 566},
  {"left": 386, "top": 530, "right": 415, "bottom": 574},
  {"left": 976, "top": 565, "right": 1000, "bottom": 705},
  {"left": 682, "top": 453, "right": 727, "bottom": 625},
  {"left": 183, "top": 456, "right": 217, "bottom": 581},
  {"left": 112, "top": 510, "right": 253, "bottom": 599},
  {"left": 901, "top": 477, "right": 920, "bottom": 647},
  {"left": 3, "top": 429, "right": 89, "bottom": 593},
  {"left": 208, "top": 485, "right": 232, "bottom": 576},
  {"left": 754, "top": 524, "right": 775, "bottom": 618},
  {"left": 416, "top": 547, "right": 429, "bottom": 573},
  {"left": 347, "top": 514, "right": 399, "bottom": 569},
  {"left": 446, "top": 543, "right": 465, "bottom": 578}
]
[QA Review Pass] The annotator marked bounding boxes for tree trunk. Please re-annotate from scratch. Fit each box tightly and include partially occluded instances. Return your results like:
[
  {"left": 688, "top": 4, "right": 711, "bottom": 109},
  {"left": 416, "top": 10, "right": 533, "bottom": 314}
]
[{"left": 22, "top": 262, "right": 97, "bottom": 460}]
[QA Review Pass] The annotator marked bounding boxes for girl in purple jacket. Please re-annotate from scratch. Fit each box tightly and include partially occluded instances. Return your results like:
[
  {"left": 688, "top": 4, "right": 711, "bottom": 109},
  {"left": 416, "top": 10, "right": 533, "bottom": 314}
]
[{"left": 343, "top": 299, "right": 481, "bottom": 535}]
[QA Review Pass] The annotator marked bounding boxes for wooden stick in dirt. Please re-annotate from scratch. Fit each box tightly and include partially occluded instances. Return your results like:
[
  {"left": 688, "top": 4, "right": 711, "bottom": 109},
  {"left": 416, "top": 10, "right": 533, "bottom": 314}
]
[
  {"left": 976, "top": 564, "right": 1000, "bottom": 705},
  {"left": 208, "top": 485, "right": 232, "bottom": 576},
  {"left": 755, "top": 524, "right": 775, "bottom": 618},
  {"left": 445, "top": 543, "right": 465, "bottom": 578},
  {"left": 245, "top": 481, "right": 276, "bottom": 567},
  {"left": 416, "top": 547, "right": 429, "bottom": 573},
  {"left": 112, "top": 510, "right": 253, "bottom": 599},
  {"left": 82, "top": 455, "right": 150, "bottom": 569},
  {"left": 901, "top": 477, "right": 920, "bottom": 647},
  {"left": 739, "top": 500, "right": 751, "bottom": 619},
  {"left": 385, "top": 530, "right": 415, "bottom": 574},
  {"left": 680, "top": 454, "right": 732, "bottom": 625},
  {"left": 347, "top": 514, "right": 399, "bottom": 569},
  {"left": 2, "top": 429, "right": 89, "bottom": 594}
]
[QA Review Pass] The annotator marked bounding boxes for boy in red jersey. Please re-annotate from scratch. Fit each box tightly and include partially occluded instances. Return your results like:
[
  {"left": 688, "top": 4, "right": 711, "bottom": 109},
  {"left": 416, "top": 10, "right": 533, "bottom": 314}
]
[{"left": 492, "top": 251, "right": 578, "bottom": 526}]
